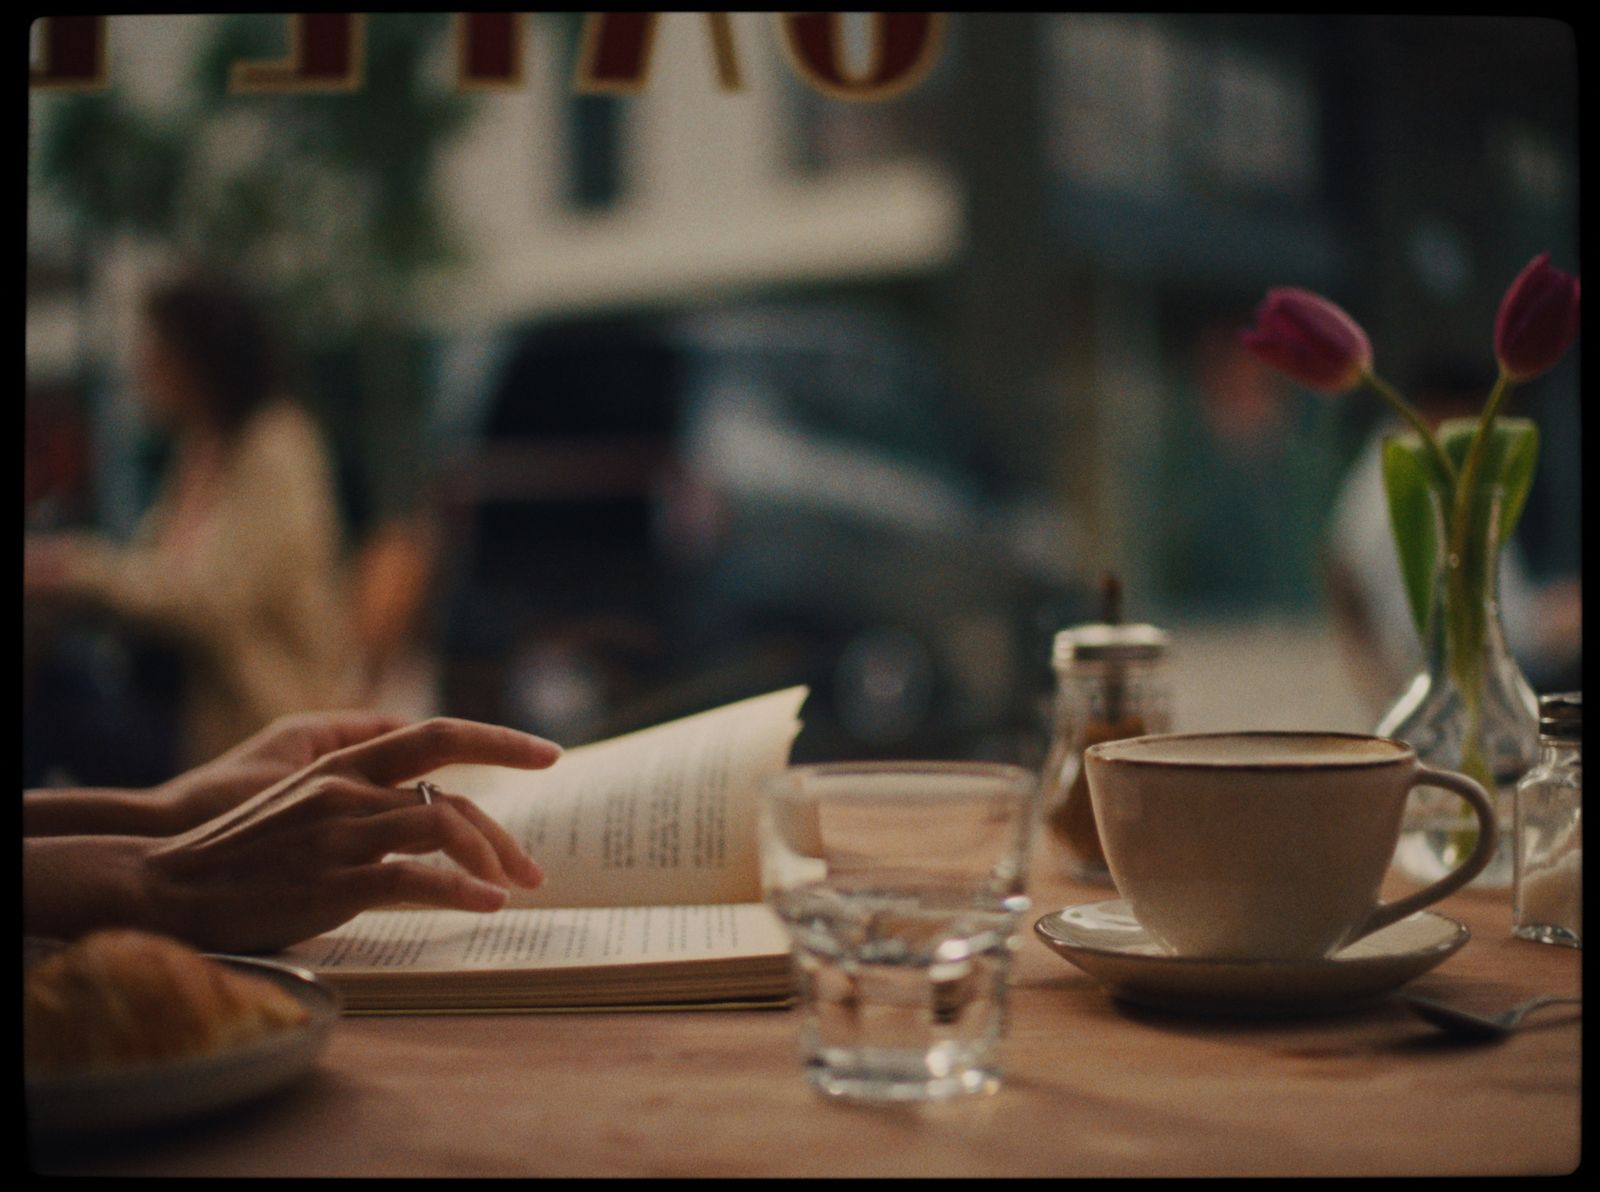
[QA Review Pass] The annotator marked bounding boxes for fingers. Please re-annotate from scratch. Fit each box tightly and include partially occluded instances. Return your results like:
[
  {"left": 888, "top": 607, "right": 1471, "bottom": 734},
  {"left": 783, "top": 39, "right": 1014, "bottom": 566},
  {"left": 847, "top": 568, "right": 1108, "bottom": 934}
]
[
  {"left": 318, "top": 790, "right": 544, "bottom": 883},
  {"left": 328, "top": 797, "right": 542, "bottom": 890},
  {"left": 291, "top": 710, "right": 412, "bottom": 756},
  {"left": 329, "top": 718, "right": 563, "bottom": 787},
  {"left": 244, "top": 709, "right": 411, "bottom": 763},
  {"left": 439, "top": 795, "right": 544, "bottom": 887},
  {"left": 219, "top": 710, "right": 410, "bottom": 772}
]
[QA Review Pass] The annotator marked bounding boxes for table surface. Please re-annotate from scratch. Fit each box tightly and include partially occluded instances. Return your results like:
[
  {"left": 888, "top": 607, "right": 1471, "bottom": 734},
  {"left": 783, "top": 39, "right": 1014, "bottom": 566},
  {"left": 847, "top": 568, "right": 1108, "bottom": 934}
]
[{"left": 31, "top": 848, "right": 1582, "bottom": 1179}]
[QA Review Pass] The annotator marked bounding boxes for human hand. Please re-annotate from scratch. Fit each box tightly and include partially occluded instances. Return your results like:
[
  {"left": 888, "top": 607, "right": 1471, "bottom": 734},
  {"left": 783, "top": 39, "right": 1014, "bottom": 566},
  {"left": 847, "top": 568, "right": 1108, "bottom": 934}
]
[
  {"left": 25, "top": 710, "right": 420, "bottom": 838},
  {"left": 152, "top": 710, "right": 413, "bottom": 833},
  {"left": 142, "top": 718, "right": 562, "bottom": 953}
]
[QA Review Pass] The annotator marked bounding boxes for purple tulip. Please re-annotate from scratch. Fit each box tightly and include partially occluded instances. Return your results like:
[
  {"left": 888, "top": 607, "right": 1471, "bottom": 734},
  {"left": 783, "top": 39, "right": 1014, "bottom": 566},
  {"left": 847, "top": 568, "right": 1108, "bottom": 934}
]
[
  {"left": 1240, "top": 288, "right": 1373, "bottom": 394},
  {"left": 1495, "top": 253, "right": 1581, "bottom": 382}
]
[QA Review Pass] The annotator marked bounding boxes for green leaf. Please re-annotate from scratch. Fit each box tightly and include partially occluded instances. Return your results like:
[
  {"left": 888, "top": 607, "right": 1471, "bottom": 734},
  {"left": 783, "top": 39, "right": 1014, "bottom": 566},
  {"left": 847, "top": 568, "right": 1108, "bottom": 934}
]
[
  {"left": 1380, "top": 435, "right": 1443, "bottom": 639},
  {"left": 1435, "top": 417, "right": 1540, "bottom": 548},
  {"left": 1382, "top": 417, "right": 1539, "bottom": 645}
]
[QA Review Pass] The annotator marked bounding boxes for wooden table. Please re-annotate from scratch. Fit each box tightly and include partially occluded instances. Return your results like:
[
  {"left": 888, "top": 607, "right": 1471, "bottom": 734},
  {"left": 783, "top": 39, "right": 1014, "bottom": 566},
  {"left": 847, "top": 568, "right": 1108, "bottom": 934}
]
[{"left": 31, "top": 852, "right": 1581, "bottom": 1178}]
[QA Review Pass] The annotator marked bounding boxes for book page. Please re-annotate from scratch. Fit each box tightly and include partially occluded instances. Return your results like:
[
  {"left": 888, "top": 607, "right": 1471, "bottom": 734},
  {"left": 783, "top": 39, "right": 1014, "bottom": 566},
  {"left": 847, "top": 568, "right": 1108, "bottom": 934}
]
[
  {"left": 416, "top": 687, "right": 807, "bottom": 909},
  {"left": 284, "top": 903, "right": 791, "bottom": 973}
]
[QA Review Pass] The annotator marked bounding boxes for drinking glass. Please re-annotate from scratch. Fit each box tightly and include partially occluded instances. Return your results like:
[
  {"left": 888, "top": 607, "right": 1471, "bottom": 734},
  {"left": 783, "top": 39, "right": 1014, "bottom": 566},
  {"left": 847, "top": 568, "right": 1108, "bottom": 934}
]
[{"left": 761, "top": 761, "right": 1039, "bottom": 1101}]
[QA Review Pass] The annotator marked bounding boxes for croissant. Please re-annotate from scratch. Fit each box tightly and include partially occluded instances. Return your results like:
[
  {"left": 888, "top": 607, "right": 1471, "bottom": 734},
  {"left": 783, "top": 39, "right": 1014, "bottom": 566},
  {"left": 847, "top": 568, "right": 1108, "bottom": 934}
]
[{"left": 24, "top": 930, "right": 311, "bottom": 1076}]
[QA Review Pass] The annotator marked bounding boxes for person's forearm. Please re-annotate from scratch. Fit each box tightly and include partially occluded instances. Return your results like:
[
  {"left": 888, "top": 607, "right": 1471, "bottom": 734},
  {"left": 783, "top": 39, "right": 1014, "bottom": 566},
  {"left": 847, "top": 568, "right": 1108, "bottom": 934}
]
[
  {"left": 23, "top": 836, "right": 165, "bottom": 941},
  {"left": 23, "top": 787, "right": 179, "bottom": 837}
]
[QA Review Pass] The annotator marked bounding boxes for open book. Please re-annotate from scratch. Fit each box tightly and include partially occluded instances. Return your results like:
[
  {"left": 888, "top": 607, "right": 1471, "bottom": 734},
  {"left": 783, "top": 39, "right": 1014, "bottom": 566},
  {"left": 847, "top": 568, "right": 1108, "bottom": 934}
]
[{"left": 279, "top": 688, "right": 808, "bottom": 1013}]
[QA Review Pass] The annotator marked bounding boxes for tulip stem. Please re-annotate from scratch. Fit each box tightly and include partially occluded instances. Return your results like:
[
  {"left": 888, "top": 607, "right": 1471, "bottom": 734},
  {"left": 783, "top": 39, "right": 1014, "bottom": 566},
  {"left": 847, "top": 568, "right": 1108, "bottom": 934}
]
[
  {"left": 1439, "top": 370, "right": 1514, "bottom": 761},
  {"left": 1447, "top": 369, "right": 1515, "bottom": 572},
  {"left": 1362, "top": 370, "right": 1457, "bottom": 488}
]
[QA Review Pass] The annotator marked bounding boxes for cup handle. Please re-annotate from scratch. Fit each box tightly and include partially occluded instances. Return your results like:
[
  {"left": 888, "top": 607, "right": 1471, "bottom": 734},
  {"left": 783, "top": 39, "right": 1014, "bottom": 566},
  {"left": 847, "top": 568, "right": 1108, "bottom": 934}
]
[{"left": 1350, "top": 763, "right": 1498, "bottom": 944}]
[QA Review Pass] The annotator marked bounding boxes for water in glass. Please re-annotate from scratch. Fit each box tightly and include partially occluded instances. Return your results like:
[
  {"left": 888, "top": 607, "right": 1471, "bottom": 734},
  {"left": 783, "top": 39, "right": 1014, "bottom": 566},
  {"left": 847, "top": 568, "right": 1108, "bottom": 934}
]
[{"left": 762, "top": 763, "right": 1037, "bottom": 1101}]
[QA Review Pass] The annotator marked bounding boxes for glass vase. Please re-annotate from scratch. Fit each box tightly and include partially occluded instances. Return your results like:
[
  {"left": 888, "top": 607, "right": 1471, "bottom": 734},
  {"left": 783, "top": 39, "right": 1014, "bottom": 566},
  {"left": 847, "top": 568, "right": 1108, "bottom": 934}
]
[{"left": 1377, "top": 484, "right": 1540, "bottom": 889}]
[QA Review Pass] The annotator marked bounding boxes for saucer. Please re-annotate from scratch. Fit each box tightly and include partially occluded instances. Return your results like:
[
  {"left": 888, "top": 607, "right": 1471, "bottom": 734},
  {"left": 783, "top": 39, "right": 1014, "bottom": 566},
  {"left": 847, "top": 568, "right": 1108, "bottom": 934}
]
[
  {"left": 26, "top": 952, "right": 338, "bottom": 1138},
  {"left": 1033, "top": 899, "right": 1469, "bottom": 1017}
]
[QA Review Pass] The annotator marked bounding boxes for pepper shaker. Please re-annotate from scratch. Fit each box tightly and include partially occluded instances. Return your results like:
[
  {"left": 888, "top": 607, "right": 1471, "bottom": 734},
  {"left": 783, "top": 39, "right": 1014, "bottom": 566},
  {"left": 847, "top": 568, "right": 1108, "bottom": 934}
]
[
  {"left": 1042, "top": 582, "right": 1170, "bottom": 884},
  {"left": 1513, "top": 692, "right": 1581, "bottom": 947}
]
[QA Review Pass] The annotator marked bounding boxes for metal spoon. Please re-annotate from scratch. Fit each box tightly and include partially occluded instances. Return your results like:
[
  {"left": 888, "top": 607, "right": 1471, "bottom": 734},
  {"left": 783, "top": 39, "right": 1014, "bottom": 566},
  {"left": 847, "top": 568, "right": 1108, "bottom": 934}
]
[{"left": 1401, "top": 993, "right": 1581, "bottom": 1040}]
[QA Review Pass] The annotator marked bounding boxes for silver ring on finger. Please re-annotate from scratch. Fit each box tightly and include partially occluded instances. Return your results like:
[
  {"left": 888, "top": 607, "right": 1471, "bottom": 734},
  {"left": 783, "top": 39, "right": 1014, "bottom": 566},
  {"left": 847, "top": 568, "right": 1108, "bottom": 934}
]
[{"left": 415, "top": 780, "right": 441, "bottom": 808}]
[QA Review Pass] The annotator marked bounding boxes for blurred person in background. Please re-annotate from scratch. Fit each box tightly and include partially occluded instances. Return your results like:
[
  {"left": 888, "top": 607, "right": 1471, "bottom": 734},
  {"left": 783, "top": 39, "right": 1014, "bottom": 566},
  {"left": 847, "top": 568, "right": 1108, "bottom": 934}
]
[
  {"left": 1324, "top": 358, "right": 1582, "bottom": 714},
  {"left": 24, "top": 270, "right": 361, "bottom": 785}
]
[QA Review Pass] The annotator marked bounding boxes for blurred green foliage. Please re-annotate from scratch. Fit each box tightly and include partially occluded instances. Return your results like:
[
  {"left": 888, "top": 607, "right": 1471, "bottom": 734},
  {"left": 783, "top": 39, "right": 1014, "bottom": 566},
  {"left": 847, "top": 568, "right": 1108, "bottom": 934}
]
[{"left": 34, "top": 13, "right": 472, "bottom": 347}]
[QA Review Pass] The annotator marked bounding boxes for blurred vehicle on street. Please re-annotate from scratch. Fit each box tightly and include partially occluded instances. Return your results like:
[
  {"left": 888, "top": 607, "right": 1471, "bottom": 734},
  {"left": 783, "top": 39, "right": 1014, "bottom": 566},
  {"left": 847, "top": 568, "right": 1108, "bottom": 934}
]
[{"left": 429, "top": 303, "right": 1091, "bottom": 764}]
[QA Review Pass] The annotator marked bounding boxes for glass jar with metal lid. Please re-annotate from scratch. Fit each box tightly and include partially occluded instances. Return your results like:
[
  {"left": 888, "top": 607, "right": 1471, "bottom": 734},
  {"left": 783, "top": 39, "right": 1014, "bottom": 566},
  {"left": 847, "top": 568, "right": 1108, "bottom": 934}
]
[
  {"left": 1042, "top": 622, "right": 1171, "bottom": 884},
  {"left": 1512, "top": 692, "right": 1581, "bottom": 947}
]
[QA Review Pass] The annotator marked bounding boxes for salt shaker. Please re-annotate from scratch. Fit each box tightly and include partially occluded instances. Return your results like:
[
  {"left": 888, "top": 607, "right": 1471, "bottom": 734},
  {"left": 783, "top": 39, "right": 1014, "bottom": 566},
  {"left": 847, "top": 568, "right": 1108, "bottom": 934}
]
[
  {"left": 1042, "top": 618, "right": 1170, "bottom": 884},
  {"left": 1512, "top": 692, "right": 1581, "bottom": 947}
]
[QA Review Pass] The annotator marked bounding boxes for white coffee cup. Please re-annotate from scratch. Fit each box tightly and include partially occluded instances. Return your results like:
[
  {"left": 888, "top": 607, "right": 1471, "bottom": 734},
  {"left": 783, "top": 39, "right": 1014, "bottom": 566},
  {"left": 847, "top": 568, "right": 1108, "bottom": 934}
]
[{"left": 1084, "top": 731, "right": 1497, "bottom": 961}]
